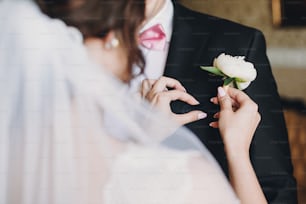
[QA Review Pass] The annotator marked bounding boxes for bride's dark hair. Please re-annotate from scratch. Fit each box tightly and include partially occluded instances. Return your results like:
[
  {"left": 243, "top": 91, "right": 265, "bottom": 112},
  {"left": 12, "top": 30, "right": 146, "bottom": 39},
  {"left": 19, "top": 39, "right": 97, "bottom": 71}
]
[{"left": 36, "top": 0, "right": 145, "bottom": 81}]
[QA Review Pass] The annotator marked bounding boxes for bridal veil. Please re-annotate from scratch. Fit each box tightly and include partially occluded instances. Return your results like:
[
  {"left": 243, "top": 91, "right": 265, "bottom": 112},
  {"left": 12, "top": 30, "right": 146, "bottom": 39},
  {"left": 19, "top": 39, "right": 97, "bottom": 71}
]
[{"left": 0, "top": 1, "right": 239, "bottom": 203}]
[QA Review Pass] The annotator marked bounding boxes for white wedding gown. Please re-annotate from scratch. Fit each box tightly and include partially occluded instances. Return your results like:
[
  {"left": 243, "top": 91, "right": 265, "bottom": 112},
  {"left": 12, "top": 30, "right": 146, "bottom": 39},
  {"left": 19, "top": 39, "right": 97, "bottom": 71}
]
[{"left": 0, "top": 1, "right": 239, "bottom": 204}]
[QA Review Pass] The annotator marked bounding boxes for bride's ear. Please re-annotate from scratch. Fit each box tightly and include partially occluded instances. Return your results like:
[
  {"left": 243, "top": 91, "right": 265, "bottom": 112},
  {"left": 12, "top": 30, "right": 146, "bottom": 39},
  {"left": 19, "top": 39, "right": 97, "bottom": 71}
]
[{"left": 103, "top": 31, "right": 120, "bottom": 50}]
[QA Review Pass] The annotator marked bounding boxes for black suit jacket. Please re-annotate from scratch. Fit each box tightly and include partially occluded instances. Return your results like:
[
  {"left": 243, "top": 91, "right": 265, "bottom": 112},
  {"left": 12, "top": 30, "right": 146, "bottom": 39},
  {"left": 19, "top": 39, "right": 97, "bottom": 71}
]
[{"left": 165, "top": 2, "right": 298, "bottom": 203}]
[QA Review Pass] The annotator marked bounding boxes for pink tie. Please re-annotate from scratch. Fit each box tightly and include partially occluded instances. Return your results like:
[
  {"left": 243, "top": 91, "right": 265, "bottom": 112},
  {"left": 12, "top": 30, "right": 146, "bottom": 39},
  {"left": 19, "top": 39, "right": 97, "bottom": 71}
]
[{"left": 139, "top": 24, "right": 166, "bottom": 51}]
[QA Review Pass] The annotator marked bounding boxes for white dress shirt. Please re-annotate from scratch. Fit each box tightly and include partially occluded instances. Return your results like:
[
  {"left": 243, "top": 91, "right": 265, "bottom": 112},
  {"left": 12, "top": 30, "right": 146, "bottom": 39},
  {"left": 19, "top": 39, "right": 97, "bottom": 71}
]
[{"left": 129, "top": 0, "right": 174, "bottom": 92}]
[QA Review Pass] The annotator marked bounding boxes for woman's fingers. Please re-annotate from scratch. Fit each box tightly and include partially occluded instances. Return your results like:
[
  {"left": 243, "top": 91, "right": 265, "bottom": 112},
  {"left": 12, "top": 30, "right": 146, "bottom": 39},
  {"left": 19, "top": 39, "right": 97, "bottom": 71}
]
[
  {"left": 227, "top": 87, "right": 259, "bottom": 113},
  {"left": 255, "top": 112, "right": 261, "bottom": 125},
  {"left": 162, "top": 90, "right": 200, "bottom": 105},
  {"left": 213, "top": 112, "right": 220, "bottom": 119},
  {"left": 215, "top": 86, "right": 261, "bottom": 153},
  {"left": 217, "top": 87, "right": 232, "bottom": 110},
  {"left": 149, "top": 90, "right": 206, "bottom": 125},
  {"left": 210, "top": 96, "right": 239, "bottom": 109},
  {"left": 226, "top": 86, "right": 252, "bottom": 108},
  {"left": 174, "top": 111, "right": 207, "bottom": 125},
  {"left": 140, "top": 79, "right": 156, "bottom": 97},
  {"left": 152, "top": 76, "right": 186, "bottom": 92},
  {"left": 140, "top": 77, "right": 207, "bottom": 126},
  {"left": 148, "top": 89, "right": 205, "bottom": 126},
  {"left": 140, "top": 77, "right": 187, "bottom": 100},
  {"left": 210, "top": 97, "right": 219, "bottom": 105},
  {"left": 209, "top": 121, "right": 219, "bottom": 128},
  {"left": 148, "top": 89, "right": 200, "bottom": 106}
]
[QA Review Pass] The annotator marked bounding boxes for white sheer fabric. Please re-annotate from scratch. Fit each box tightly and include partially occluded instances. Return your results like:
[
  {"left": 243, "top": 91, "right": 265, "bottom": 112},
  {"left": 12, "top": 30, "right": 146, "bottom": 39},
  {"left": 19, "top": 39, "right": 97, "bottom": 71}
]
[{"left": 0, "top": 1, "right": 239, "bottom": 204}]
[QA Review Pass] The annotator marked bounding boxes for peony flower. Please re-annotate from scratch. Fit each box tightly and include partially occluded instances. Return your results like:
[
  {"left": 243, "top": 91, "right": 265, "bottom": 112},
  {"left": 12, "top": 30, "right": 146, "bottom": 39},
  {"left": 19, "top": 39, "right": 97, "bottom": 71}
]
[{"left": 200, "top": 53, "right": 257, "bottom": 90}]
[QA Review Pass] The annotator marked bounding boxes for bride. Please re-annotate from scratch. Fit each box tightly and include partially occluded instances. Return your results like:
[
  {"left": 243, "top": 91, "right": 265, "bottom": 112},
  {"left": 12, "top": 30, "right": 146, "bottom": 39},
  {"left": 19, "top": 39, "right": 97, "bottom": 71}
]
[{"left": 0, "top": 0, "right": 266, "bottom": 204}]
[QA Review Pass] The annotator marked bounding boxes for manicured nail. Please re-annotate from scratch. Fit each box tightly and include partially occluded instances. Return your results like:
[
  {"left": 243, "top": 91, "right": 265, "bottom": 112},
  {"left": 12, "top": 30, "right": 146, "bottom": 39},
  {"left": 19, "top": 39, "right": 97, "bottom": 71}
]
[
  {"left": 210, "top": 97, "right": 214, "bottom": 103},
  {"left": 209, "top": 122, "right": 217, "bottom": 128},
  {"left": 198, "top": 112, "right": 207, "bottom": 119},
  {"left": 218, "top": 87, "right": 226, "bottom": 97}
]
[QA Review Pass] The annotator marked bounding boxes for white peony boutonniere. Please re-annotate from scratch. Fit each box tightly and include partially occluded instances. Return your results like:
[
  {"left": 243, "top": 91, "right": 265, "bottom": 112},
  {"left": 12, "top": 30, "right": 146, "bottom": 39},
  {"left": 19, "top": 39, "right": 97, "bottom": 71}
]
[{"left": 200, "top": 53, "right": 257, "bottom": 90}]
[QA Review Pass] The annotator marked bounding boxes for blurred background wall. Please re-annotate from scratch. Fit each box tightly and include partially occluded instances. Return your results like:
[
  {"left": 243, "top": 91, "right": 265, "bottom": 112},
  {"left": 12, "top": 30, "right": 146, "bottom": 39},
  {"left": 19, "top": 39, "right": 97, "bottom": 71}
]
[
  {"left": 178, "top": 0, "right": 306, "bottom": 203},
  {"left": 180, "top": 0, "right": 306, "bottom": 102}
]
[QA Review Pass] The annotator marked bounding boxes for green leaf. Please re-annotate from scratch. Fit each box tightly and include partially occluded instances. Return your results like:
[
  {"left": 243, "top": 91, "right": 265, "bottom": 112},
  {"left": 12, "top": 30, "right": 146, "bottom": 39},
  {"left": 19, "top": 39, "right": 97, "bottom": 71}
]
[
  {"left": 223, "top": 77, "right": 235, "bottom": 86},
  {"left": 233, "top": 80, "right": 238, "bottom": 89},
  {"left": 234, "top": 77, "right": 247, "bottom": 83},
  {"left": 200, "top": 66, "right": 226, "bottom": 77}
]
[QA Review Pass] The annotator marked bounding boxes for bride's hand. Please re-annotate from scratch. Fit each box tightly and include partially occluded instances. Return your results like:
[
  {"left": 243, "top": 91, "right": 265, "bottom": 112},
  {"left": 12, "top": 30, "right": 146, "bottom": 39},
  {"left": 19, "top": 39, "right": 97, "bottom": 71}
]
[
  {"left": 139, "top": 76, "right": 207, "bottom": 125},
  {"left": 210, "top": 87, "right": 261, "bottom": 155}
]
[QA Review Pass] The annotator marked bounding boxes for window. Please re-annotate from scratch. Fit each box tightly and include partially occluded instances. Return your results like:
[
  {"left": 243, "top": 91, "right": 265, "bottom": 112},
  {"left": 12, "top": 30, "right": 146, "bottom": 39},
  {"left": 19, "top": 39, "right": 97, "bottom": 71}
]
[{"left": 272, "top": 0, "right": 306, "bottom": 26}]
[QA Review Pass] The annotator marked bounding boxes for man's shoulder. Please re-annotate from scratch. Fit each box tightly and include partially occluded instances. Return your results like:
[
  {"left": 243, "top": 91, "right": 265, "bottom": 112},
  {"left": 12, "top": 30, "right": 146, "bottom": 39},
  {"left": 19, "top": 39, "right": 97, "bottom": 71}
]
[{"left": 175, "top": 3, "right": 261, "bottom": 35}]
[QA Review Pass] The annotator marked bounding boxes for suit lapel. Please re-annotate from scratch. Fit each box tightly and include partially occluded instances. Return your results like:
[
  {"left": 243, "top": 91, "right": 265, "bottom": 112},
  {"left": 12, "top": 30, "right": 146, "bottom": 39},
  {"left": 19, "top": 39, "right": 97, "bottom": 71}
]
[
  {"left": 164, "top": 2, "right": 222, "bottom": 107},
  {"left": 164, "top": 3, "right": 228, "bottom": 173},
  {"left": 164, "top": 2, "right": 211, "bottom": 79}
]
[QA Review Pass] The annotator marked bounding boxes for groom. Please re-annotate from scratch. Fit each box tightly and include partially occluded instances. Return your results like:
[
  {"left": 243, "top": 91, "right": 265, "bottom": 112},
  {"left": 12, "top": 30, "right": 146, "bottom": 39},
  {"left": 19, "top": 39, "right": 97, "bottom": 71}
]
[{"left": 136, "top": 0, "right": 298, "bottom": 203}]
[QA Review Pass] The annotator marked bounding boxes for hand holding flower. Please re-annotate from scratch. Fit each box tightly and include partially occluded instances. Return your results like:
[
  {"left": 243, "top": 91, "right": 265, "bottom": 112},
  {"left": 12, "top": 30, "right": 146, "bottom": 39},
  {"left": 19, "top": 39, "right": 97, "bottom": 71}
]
[
  {"left": 210, "top": 87, "right": 261, "bottom": 155},
  {"left": 211, "top": 87, "right": 266, "bottom": 204}
]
